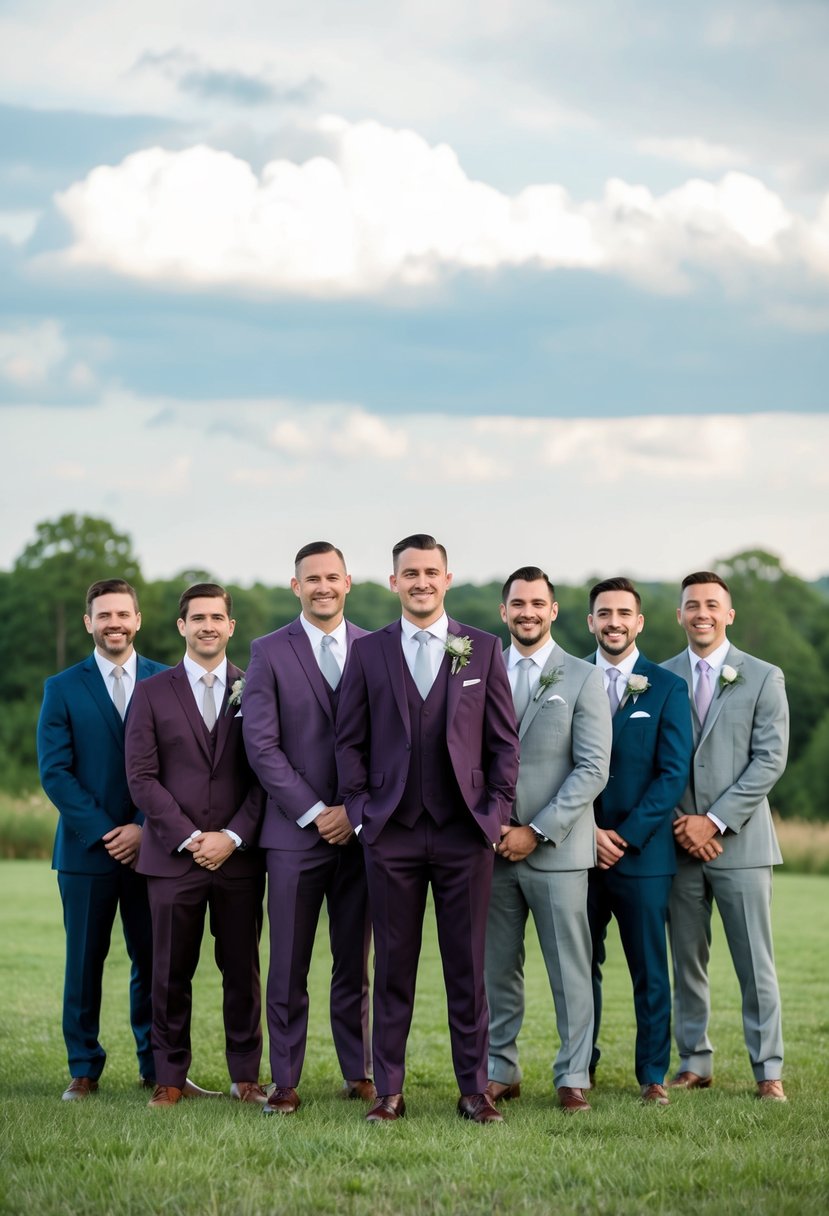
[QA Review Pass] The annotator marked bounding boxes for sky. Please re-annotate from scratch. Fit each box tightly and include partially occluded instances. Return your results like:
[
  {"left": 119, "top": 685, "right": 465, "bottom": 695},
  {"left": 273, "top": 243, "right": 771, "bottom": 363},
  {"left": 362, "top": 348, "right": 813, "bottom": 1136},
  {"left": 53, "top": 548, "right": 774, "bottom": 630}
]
[{"left": 1, "top": 0, "right": 827, "bottom": 589}]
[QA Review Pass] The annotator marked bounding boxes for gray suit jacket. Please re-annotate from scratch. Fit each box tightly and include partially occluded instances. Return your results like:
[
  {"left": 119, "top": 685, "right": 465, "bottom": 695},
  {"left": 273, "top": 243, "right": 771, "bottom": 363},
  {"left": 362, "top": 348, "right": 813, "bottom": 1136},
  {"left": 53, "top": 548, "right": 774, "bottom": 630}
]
[
  {"left": 661, "top": 644, "right": 788, "bottom": 868},
  {"left": 511, "top": 644, "right": 611, "bottom": 872}
]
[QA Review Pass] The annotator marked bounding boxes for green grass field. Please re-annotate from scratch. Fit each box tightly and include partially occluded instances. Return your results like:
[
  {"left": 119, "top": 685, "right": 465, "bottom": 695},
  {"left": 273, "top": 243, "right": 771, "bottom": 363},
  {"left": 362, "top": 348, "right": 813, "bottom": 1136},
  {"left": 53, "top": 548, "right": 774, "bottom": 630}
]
[{"left": 1, "top": 861, "right": 827, "bottom": 1215}]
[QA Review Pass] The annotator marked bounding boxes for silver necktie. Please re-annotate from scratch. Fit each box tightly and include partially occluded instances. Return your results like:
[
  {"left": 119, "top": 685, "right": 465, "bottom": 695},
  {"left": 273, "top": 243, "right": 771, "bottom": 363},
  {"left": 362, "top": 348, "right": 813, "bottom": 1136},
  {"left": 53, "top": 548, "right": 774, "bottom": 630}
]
[
  {"left": 606, "top": 667, "right": 621, "bottom": 716},
  {"left": 695, "top": 659, "right": 713, "bottom": 724},
  {"left": 319, "top": 634, "right": 341, "bottom": 690},
  {"left": 111, "top": 666, "right": 126, "bottom": 720},
  {"left": 201, "top": 672, "right": 217, "bottom": 729},
  {"left": 413, "top": 631, "right": 433, "bottom": 700},
  {"left": 513, "top": 657, "right": 535, "bottom": 722}
]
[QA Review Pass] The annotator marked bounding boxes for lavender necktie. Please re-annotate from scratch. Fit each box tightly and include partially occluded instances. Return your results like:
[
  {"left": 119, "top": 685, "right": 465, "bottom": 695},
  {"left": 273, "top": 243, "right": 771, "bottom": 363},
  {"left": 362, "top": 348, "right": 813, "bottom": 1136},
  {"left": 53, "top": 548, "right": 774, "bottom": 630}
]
[
  {"left": 695, "top": 659, "right": 713, "bottom": 724},
  {"left": 606, "top": 667, "right": 621, "bottom": 716}
]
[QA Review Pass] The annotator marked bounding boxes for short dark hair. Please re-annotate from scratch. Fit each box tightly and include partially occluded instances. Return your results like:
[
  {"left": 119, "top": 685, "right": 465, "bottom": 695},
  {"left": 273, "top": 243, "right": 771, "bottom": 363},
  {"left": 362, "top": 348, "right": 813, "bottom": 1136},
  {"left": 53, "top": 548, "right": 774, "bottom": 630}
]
[
  {"left": 86, "top": 579, "right": 139, "bottom": 615},
  {"left": 501, "top": 566, "right": 556, "bottom": 604},
  {"left": 680, "top": 571, "right": 730, "bottom": 601},
  {"left": 294, "top": 541, "right": 346, "bottom": 573},
  {"left": 589, "top": 576, "right": 642, "bottom": 612},
  {"left": 178, "top": 582, "right": 232, "bottom": 619},
  {"left": 392, "top": 533, "right": 448, "bottom": 571}
]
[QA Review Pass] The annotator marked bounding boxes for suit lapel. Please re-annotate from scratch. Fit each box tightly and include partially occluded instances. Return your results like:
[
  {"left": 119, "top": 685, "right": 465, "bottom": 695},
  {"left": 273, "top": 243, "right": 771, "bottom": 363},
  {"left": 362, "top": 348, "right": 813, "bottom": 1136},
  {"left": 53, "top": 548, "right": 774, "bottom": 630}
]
[
  {"left": 212, "top": 660, "right": 241, "bottom": 768},
  {"left": 518, "top": 647, "right": 564, "bottom": 740},
  {"left": 288, "top": 618, "right": 335, "bottom": 724},
  {"left": 445, "top": 619, "right": 463, "bottom": 728},
  {"left": 381, "top": 622, "right": 411, "bottom": 735},
  {"left": 613, "top": 653, "right": 649, "bottom": 735},
  {"left": 170, "top": 662, "right": 213, "bottom": 763},
  {"left": 79, "top": 654, "right": 123, "bottom": 744}
]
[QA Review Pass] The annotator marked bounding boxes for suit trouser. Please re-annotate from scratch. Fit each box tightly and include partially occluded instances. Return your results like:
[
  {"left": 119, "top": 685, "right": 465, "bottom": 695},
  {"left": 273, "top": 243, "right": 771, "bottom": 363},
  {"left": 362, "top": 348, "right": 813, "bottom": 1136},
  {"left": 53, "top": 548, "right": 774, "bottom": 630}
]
[
  {"left": 265, "top": 838, "right": 372, "bottom": 1087},
  {"left": 668, "top": 859, "right": 783, "bottom": 1081},
  {"left": 485, "top": 858, "right": 593, "bottom": 1090},
  {"left": 362, "top": 813, "right": 493, "bottom": 1095},
  {"left": 58, "top": 868, "right": 154, "bottom": 1080},
  {"left": 147, "top": 866, "right": 264, "bottom": 1087},
  {"left": 588, "top": 868, "right": 673, "bottom": 1085}
]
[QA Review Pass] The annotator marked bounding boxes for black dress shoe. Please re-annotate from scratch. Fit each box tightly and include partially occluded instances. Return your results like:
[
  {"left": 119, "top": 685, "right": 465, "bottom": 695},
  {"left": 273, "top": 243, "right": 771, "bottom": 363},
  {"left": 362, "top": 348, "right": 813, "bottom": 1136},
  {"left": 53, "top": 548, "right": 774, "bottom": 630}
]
[
  {"left": 366, "top": 1093, "right": 406, "bottom": 1121},
  {"left": 458, "top": 1093, "right": 504, "bottom": 1123}
]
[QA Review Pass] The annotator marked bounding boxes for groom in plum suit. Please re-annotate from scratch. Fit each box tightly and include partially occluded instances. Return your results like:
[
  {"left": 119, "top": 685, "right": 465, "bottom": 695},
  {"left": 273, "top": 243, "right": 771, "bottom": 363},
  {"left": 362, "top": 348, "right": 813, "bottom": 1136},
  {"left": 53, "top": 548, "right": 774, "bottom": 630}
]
[{"left": 336, "top": 534, "right": 519, "bottom": 1123}]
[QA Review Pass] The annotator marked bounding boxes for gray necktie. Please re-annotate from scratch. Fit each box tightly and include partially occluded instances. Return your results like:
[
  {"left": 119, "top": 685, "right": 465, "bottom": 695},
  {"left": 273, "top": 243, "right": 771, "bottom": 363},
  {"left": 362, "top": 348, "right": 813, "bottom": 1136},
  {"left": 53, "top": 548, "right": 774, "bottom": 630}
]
[
  {"left": 111, "top": 665, "right": 126, "bottom": 720},
  {"left": 413, "top": 631, "right": 433, "bottom": 700},
  {"left": 695, "top": 659, "right": 713, "bottom": 725},
  {"left": 606, "top": 667, "right": 621, "bottom": 716},
  {"left": 319, "top": 634, "right": 341, "bottom": 690},
  {"left": 513, "top": 657, "right": 535, "bottom": 722},
  {"left": 201, "top": 672, "right": 217, "bottom": 730}
]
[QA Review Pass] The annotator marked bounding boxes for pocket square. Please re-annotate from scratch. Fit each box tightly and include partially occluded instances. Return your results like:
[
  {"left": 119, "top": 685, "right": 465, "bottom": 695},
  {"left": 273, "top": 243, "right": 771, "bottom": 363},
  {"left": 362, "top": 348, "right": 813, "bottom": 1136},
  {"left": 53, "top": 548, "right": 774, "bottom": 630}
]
[
  {"left": 629, "top": 710, "right": 650, "bottom": 719},
  {"left": 463, "top": 678, "right": 481, "bottom": 687},
  {"left": 546, "top": 694, "right": 567, "bottom": 704}
]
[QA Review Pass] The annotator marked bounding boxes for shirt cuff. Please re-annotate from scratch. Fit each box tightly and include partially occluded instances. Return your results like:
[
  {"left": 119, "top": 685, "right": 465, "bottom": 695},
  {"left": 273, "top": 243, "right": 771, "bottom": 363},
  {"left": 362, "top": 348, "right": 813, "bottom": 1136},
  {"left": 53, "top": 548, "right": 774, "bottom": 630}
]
[
  {"left": 529, "top": 822, "right": 550, "bottom": 843},
  {"left": 707, "top": 811, "right": 727, "bottom": 834},
  {"left": 297, "top": 801, "right": 326, "bottom": 829},
  {"left": 221, "top": 828, "right": 243, "bottom": 849},
  {"left": 178, "top": 829, "right": 201, "bottom": 853}
]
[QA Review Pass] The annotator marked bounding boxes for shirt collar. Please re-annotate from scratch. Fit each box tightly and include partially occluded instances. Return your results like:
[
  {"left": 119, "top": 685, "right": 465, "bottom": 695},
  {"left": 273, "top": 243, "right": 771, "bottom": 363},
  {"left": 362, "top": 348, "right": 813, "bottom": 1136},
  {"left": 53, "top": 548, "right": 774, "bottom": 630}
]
[
  {"left": 93, "top": 648, "right": 137, "bottom": 682},
  {"left": 596, "top": 645, "right": 639, "bottom": 680},
  {"left": 183, "top": 653, "right": 228, "bottom": 688},
  {"left": 688, "top": 638, "right": 730, "bottom": 674},
  {"left": 508, "top": 636, "right": 555, "bottom": 670},
  {"left": 400, "top": 612, "right": 449, "bottom": 644},
  {"left": 299, "top": 613, "right": 348, "bottom": 650}
]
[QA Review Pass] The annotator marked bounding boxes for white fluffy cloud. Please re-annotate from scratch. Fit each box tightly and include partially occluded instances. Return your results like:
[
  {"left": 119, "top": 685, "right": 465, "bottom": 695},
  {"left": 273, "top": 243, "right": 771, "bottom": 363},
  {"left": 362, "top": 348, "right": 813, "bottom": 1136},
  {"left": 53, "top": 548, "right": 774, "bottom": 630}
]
[{"left": 51, "top": 116, "right": 829, "bottom": 298}]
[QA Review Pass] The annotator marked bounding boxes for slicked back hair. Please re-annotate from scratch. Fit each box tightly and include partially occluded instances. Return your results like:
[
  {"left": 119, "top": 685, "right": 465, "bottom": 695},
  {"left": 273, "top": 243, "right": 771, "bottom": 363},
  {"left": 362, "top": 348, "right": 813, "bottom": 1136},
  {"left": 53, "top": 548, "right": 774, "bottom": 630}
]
[
  {"left": 294, "top": 541, "right": 346, "bottom": 574},
  {"left": 680, "top": 571, "right": 730, "bottom": 602},
  {"left": 86, "top": 579, "right": 139, "bottom": 615},
  {"left": 178, "top": 582, "right": 232, "bottom": 619},
  {"left": 501, "top": 566, "right": 556, "bottom": 604},
  {"left": 392, "top": 534, "right": 448, "bottom": 571},
  {"left": 589, "top": 576, "right": 642, "bottom": 612}
]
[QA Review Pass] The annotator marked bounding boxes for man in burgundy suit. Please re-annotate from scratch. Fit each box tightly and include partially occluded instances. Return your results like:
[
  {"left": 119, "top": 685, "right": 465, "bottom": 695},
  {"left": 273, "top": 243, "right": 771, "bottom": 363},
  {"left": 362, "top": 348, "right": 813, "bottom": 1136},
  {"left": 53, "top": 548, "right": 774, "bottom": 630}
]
[
  {"left": 126, "top": 583, "right": 266, "bottom": 1108},
  {"left": 336, "top": 534, "right": 519, "bottom": 1123},
  {"left": 242, "top": 541, "right": 374, "bottom": 1116}
]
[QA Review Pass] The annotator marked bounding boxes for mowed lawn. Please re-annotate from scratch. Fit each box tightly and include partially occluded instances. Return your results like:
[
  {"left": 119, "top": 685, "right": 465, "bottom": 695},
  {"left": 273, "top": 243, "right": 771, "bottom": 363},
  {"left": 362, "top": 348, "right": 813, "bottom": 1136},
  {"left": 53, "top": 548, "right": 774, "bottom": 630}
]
[{"left": 0, "top": 862, "right": 827, "bottom": 1216}]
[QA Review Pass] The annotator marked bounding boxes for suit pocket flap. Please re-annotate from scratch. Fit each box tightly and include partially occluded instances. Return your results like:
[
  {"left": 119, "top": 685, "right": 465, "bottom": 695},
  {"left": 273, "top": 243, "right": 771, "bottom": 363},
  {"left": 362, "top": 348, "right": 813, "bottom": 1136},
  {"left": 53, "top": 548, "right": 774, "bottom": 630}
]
[{"left": 471, "top": 769, "right": 485, "bottom": 789}]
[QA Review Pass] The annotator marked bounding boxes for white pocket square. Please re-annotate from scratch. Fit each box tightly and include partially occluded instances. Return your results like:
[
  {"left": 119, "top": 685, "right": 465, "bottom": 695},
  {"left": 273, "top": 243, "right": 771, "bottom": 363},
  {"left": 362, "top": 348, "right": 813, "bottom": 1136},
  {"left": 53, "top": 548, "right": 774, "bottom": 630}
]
[
  {"left": 463, "top": 678, "right": 481, "bottom": 687},
  {"left": 234, "top": 710, "right": 243, "bottom": 718},
  {"left": 546, "top": 694, "right": 567, "bottom": 704},
  {"left": 630, "top": 710, "right": 650, "bottom": 719}
]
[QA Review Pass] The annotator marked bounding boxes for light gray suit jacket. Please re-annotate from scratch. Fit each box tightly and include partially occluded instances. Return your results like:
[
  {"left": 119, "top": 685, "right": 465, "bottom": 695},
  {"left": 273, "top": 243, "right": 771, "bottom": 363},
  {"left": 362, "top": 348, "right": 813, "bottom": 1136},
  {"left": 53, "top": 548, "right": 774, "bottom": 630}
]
[
  {"left": 511, "top": 644, "right": 611, "bottom": 872},
  {"left": 661, "top": 644, "right": 788, "bottom": 869}
]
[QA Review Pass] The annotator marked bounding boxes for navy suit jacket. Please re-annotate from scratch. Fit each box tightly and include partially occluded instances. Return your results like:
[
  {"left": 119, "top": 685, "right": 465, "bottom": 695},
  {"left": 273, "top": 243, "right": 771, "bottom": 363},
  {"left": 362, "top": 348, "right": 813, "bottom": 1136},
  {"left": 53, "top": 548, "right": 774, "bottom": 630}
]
[
  {"left": 589, "top": 652, "right": 692, "bottom": 877},
  {"left": 37, "top": 652, "right": 167, "bottom": 874},
  {"left": 336, "top": 618, "right": 519, "bottom": 846},
  {"left": 242, "top": 617, "right": 368, "bottom": 851}
]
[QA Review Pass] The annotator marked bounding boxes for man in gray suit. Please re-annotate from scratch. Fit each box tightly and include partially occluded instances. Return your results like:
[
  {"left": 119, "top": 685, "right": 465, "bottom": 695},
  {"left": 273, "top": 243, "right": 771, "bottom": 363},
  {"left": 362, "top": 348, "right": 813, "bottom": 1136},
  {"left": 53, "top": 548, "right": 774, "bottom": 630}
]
[
  {"left": 485, "top": 567, "right": 611, "bottom": 1113},
  {"left": 663, "top": 572, "right": 789, "bottom": 1101}
]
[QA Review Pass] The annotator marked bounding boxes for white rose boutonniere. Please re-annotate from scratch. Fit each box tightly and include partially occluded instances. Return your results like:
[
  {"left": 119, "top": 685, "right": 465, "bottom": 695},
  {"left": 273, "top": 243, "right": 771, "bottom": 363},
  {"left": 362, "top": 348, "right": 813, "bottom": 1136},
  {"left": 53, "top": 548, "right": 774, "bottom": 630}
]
[
  {"left": 626, "top": 674, "right": 651, "bottom": 698},
  {"left": 719, "top": 665, "right": 743, "bottom": 689},
  {"left": 534, "top": 669, "right": 563, "bottom": 701},
  {"left": 226, "top": 676, "right": 246, "bottom": 713},
  {"left": 444, "top": 635, "right": 473, "bottom": 675}
]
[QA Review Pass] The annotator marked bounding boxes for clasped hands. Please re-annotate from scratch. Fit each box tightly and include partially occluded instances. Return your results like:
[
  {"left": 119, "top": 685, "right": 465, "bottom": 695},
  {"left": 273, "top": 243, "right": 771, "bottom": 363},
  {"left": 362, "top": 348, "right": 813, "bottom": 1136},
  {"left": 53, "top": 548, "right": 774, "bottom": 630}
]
[
  {"left": 316, "top": 805, "right": 353, "bottom": 846},
  {"left": 497, "top": 824, "right": 538, "bottom": 862},
  {"left": 186, "top": 830, "right": 236, "bottom": 870},
  {"left": 673, "top": 814, "right": 723, "bottom": 861},
  {"left": 102, "top": 823, "right": 142, "bottom": 866}
]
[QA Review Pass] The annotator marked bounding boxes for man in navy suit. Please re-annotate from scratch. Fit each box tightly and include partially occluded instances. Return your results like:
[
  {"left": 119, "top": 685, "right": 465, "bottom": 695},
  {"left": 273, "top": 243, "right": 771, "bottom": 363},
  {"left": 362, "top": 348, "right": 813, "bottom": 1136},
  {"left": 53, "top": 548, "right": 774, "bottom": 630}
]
[
  {"left": 336, "top": 534, "right": 519, "bottom": 1123},
  {"left": 37, "top": 578, "right": 167, "bottom": 1100},
  {"left": 242, "top": 542, "right": 373, "bottom": 1116},
  {"left": 586, "top": 577, "right": 692, "bottom": 1104}
]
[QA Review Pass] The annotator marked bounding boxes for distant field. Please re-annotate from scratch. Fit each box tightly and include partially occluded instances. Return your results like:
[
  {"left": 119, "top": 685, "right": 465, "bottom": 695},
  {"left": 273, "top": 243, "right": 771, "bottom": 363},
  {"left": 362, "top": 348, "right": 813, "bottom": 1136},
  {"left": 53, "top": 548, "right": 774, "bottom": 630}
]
[{"left": 0, "top": 861, "right": 827, "bottom": 1215}]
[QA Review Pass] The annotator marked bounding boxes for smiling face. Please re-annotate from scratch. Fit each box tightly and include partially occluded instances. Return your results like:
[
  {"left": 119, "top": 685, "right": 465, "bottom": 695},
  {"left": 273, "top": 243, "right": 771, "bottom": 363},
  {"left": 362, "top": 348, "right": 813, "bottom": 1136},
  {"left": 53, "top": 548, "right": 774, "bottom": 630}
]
[
  {"left": 588, "top": 590, "right": 644, "bottom": 664},
  {"left": 678, "top": 581, "right": 735, "bottom": 655},
  {"left": 500, "top": 578, "right": 558, "bottom": 654},
  {"left": 390, "top": 546, "right": 453, "bottom": 627},
  {"left": 292, "top": 550, "right": 351, "bottom": 631},
  {"left": 177, "top": 596, "right": 235, "bottom": 668},
  {"left": 84, "top": 592, "right": 141, "bottom": 661}
]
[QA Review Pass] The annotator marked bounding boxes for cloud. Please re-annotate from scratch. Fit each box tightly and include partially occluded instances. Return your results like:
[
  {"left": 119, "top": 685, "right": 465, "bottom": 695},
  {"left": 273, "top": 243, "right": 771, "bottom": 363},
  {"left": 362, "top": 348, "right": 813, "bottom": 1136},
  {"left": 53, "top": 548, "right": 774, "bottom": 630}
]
[
  {"left": 133, "top": 47, "right": 322, "bottom": 107},
  {"left": 0, "top": 319, "right": 68, "bottom": 385},
  {"left": 635, "top": 136, "right": 749, "bottom": 171},
  {"left": 50, "top": 116, "right": 829, "bottom": 299}
]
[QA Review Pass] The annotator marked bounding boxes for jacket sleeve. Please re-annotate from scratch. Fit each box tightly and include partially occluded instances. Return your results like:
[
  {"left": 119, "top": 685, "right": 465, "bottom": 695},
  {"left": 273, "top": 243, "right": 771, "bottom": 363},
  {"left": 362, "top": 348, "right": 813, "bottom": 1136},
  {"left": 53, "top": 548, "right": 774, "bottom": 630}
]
[
  {"left": 707, "top": 666, "right": 789, "bottom": 832},
  {"left": 37, "top": 677, "right": 116, "bottom": 847}
]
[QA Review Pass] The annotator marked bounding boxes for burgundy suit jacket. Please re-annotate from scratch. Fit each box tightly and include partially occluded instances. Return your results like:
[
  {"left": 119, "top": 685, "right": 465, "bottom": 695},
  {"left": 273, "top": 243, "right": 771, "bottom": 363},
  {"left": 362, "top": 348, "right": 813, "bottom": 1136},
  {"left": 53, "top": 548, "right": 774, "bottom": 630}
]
[
  {"left": 126, "top": 660, "right": 264, "bottom": 878},
  {"left": 335, "top": 618, "right": 519, "bottom": 845},
  {"left": 242, "top": 618, "right": 368, "bottom": 851}
]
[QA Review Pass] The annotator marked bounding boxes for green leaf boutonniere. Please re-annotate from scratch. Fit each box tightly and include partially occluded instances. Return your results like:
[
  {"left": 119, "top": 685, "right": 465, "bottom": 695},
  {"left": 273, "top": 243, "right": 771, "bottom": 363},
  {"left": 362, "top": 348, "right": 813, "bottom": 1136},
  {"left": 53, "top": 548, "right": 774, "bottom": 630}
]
[
  {"left": 534, "top": 668, "right": 563, "bottom": 701},
  {"left": 444, "top": 635, "right": 473, "bottom": 675}
]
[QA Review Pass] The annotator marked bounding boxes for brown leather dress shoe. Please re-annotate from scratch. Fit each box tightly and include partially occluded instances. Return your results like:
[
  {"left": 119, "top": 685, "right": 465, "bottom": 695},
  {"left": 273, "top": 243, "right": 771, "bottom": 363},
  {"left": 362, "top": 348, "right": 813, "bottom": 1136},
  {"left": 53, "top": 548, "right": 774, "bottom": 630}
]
[
  {"left": 668, "top": 1071, "right": 712, "bottom": 1090},
  {"left": 262, "top": 1086, "right": 301, "bottom": 1115},
  {"left": 230, "top": 1081, "right": 269, "bottom": 1105},
  {"left": 366, "top": 1093, "right": 406, "bottom": 1122},
  {"left": 485, "top": 1080, "right": 521, "bottom": 1103},
  {"left": 148, "top": 1084, "right": 183, "bottom": 1108},
  {"left": 181, "top": 1077, "right": 223, "bottom": 1099},
  {"left": 757, "top": 1079, "right": 787, "bottom": 1102},
  {"left": 343, "top": 1078, "right": 378, "bottom": 1102},
  {"left": 640, "top": 1083, "right": 670, "bottom": 1106},
  {"left": 458, "top": 1093, "right": 504, "bottom": 1123},
  {"left": 557, "top": 1086, "right": 591, "bottom": 1113},
  {"left": 62, "top": 1077, "right": 98, "bottom": 1101}
]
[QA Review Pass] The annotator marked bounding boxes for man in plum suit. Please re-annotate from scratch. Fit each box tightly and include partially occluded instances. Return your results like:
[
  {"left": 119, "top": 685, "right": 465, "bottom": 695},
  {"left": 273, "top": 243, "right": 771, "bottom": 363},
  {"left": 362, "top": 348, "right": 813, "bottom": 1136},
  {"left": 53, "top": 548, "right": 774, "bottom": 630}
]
[
  {"left": 126, "top": 583, "right": 266, "bottom": 1107},
  {"left": 242, "top": 541, "right": 374, "bottom": 1116},
  {"left": 37, "top": 579, "right": 166, "bottom": 1100},
  {"left": 336, "top": 534, "right": 519, "bottom": 1123}
]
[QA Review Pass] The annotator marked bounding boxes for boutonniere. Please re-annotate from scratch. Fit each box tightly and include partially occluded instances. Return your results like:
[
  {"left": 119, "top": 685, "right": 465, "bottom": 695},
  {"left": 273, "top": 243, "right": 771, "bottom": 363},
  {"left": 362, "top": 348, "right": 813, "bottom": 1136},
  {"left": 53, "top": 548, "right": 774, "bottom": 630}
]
[
  {"left": 719, "top": 665, "right": 743, "bottom": 689},
  {"left": 626, "top": 674, "right": 650, "bottom": 698},
  {"left": 534, "top": 668, "right": 563, "bottom": 701},
  {"left": 225, "top": 676, "right": 245, "bottom": 713},
  {"left": 444, "top": 635, "right": 473, "bottom": 675}
]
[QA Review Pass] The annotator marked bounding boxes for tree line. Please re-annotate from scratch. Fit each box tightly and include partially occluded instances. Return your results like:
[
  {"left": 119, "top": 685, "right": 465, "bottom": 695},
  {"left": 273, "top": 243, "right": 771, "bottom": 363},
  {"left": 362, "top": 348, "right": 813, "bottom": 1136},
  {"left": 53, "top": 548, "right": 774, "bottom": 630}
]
[{"left": 1, "top": 514, "right": 826, "bottom": 820}]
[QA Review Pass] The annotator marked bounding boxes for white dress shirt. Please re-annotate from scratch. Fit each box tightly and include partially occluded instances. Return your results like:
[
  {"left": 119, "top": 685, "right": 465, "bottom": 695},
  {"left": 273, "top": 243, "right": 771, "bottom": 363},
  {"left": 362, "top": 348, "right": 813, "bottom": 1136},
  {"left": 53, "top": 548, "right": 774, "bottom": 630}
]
[
  {"left": 506, "top": 637, "right": 555, "bottom": 700},
  {"left": 596, "top": 646, "right": 639, "bottom": 695},
  {"left": 93, "top": 648, "right": 137, "bottom": 711},
  {"left": 400, "top": 612, "right": 449, "bottom": 685}
]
